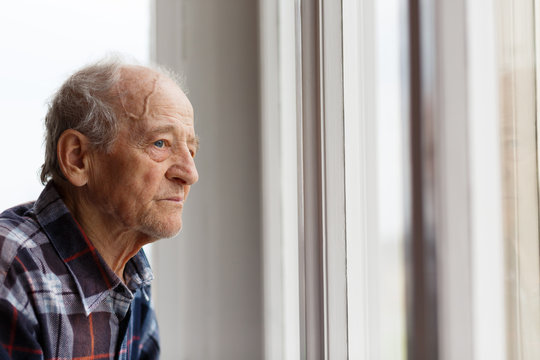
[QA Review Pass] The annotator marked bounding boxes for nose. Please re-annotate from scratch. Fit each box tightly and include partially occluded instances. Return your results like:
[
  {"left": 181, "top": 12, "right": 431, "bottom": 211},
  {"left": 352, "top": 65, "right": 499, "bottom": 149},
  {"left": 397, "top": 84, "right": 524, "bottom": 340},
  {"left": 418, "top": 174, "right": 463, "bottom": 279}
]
[{"left": 166, "top": 146, "right": 199, "bottom": 185}]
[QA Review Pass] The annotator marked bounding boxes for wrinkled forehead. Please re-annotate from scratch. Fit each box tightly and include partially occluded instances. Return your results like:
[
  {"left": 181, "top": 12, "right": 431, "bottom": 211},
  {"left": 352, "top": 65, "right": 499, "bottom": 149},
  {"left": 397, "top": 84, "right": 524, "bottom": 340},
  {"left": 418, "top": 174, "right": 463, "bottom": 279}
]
[{"left": 113, "top": 65, "right": 193, "bottom": 122}]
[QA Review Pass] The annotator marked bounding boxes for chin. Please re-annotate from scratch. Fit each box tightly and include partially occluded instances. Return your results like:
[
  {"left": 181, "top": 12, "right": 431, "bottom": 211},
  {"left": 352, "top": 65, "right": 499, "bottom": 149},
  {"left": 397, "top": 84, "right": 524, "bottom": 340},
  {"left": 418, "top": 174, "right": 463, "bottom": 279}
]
[
  {"left": 139, "top": 215, "right": 183, "bottom": 240},
  {"left": 143, "top": 226, "right": 182, "bottom": 241}
]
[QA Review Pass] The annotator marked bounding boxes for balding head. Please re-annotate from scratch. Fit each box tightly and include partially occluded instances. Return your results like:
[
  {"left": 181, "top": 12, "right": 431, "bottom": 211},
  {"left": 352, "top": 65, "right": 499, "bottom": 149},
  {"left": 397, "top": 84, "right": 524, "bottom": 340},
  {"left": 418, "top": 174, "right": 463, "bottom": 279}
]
[
  {"left": 115, "top": 66, "right": 160, "bottom": 122},
  {"left": 40, "top": 60, "right": 186, "bottom": 184},
  {"left": 114, "top": 66, "right": 191, "bottom": 123}
]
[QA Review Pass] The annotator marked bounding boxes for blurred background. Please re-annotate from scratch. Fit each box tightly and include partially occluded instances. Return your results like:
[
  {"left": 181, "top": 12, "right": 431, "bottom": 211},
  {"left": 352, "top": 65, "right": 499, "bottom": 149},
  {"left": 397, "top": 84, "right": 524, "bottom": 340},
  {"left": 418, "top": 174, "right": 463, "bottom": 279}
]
[
  {"left": 0, "top": 0, "right": 539, "bottom": 359},
  {"left": 0, "top": 0, "right": 152, "bottom": 209}
]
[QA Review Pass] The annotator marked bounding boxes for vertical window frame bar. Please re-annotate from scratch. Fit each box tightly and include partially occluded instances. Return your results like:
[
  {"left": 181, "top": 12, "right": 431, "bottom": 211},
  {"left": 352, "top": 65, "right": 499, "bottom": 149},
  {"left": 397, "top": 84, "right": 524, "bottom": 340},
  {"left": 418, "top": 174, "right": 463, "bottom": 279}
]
[
  {"left": 297, "top": 0, "right": 349, "bottom": 358},
  {"left": 319, "top": 0, "right": 349, "bottom": 358}
]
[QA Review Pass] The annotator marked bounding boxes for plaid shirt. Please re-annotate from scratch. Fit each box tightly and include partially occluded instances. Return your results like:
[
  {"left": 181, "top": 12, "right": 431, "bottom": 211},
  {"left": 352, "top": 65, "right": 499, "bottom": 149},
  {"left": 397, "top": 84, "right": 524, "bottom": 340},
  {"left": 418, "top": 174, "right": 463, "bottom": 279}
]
[{"left": 0, "top": 182, "right": 159, "bottom": 359}]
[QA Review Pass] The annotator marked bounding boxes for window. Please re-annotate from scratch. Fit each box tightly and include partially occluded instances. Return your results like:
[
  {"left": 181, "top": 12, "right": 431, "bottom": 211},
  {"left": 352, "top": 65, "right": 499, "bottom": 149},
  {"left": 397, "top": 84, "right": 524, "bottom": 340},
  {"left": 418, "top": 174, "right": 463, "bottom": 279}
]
[
  {"left": 344, "top": 0, "right": 407, "bottom": 358},
  {"left": 258, "top": 0, "right": 539, "bottom": 359},
  {"left": 497, "top": 0, "right": 540, "bottom": 357}
]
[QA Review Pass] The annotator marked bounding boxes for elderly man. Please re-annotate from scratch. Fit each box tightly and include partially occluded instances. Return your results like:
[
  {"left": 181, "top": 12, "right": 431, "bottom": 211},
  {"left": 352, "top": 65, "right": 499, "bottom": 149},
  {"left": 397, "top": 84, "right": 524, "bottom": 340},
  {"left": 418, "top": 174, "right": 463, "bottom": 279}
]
[{"left": 0, "top": 60, "right": 199, "bottom": 359}]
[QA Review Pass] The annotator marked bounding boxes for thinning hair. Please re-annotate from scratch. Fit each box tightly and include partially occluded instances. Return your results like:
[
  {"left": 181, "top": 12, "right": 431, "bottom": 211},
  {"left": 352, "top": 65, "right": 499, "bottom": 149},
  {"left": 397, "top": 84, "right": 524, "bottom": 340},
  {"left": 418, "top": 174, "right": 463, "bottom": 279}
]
[{"left": 40, "top": 59, "right": 185, "bottom": 184}]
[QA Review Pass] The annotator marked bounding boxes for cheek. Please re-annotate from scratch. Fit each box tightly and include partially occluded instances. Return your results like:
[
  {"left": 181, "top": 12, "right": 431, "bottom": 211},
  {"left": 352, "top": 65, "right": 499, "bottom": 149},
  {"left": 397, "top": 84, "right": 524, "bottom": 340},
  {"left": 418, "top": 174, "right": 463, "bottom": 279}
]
[
  {"left": 137, "top": 166, "right": 166, "bottom": 194},
  {"left": 142, "top": 169, "right": 159, "bottom": 185},
  {"left": 88, "top": 158, "right": 120, "bottom": 196},
  {"left": 89, "top": 151, "right": 167, "bottom": 210},
  {"left": 98, "top": 168, "right": 160, "bottom": 218},
  {"left": 124, "top": 163, "right": 168, "bottom": 205},
  {"left": 90, "top": 159, "right": 137, "bottom": 203}
]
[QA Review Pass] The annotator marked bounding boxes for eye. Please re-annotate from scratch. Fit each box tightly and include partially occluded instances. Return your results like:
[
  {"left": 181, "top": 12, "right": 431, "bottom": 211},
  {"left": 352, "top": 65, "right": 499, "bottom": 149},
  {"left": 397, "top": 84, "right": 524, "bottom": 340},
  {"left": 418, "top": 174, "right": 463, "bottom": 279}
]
[
  {"left": 189, "top": 149, "right": 196, "bottom": 158},
  {"left": 154, "top": 140, "right": 166, "bottom": 148}
]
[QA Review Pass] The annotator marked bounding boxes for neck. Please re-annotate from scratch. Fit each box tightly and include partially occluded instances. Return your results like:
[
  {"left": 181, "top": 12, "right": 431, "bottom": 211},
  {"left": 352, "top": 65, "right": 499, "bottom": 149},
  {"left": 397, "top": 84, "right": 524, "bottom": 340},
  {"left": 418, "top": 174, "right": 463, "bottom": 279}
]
[{"left": 56, "top": 181, "right": 151, "bottom": 280}]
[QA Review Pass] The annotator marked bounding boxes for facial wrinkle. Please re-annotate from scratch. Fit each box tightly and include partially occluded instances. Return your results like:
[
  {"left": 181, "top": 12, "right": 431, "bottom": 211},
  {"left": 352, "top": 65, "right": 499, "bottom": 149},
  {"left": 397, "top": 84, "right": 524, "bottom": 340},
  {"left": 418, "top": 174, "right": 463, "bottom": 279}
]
[
  {"left": 117, "top": 75, "right": 159, "bottom": 121},
  {"left": 139, "top": 76, "right": 159, "bottom": 119}
]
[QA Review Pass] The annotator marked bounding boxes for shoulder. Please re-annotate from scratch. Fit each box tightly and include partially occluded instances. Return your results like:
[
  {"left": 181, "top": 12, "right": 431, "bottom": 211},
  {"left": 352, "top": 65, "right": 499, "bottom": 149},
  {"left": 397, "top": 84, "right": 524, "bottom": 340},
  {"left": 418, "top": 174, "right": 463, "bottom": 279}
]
[
  {"left": 0, "top": 204, "right": 47, "bottom": 330},
  {"left": 0, "top": 203, "right": 43, "bottom": 284},
  {"left": 0, "top": 202, "right": 73, "bottom": 327}
]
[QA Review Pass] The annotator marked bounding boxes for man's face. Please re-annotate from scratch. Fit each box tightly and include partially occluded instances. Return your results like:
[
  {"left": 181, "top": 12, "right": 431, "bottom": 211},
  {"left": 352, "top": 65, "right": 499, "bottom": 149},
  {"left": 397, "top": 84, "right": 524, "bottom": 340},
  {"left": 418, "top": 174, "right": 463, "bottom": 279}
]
[{"left": 85, "top": 73, "right": 199, "bottom": 240}]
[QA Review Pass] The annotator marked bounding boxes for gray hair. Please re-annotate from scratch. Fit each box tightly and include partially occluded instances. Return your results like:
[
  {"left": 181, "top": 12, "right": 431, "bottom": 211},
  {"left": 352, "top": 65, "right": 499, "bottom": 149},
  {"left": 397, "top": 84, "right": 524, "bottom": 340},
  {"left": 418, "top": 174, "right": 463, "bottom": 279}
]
[{"left": 40, "top": 59, "right": 185, "bottom": 184}]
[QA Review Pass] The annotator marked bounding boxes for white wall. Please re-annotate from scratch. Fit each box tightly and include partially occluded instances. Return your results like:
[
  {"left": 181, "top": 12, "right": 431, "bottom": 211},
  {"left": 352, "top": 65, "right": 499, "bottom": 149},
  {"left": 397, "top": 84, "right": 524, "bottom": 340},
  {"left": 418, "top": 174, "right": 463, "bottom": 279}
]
[{"left": 151, "top": 1, "right": 263, "bottom": 359}]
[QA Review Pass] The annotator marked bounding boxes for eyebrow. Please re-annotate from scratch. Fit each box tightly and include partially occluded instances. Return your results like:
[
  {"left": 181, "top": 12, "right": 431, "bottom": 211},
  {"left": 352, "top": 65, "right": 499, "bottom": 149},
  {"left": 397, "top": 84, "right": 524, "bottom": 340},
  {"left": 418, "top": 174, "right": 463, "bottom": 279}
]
[
  {"left": 144, "top": 125, "right": 200, "bottom": 151},
  {"left": 145, "top": 125, "right": 176, "bottom": 137}
]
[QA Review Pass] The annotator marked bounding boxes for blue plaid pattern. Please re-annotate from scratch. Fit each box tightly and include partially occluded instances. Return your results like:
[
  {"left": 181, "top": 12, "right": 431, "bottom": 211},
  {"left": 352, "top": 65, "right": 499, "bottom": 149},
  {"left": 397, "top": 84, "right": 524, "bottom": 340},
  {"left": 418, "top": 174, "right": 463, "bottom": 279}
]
[{"left": 0, "top": 182, "right": 159, "bottom": 359}]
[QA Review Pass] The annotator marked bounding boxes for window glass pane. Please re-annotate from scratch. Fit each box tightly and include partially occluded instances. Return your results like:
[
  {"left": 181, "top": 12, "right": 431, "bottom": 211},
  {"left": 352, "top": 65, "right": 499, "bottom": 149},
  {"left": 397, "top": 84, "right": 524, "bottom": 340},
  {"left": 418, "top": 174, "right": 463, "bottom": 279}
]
[
  {"left": 495, "top": 0, "right": 540, "bottom": 357},
  {"left": 344, "top": 0, "right": 407, "bottom": 358},
  {"left": 374, "top": 0, "right": 406, "bottom": 358}
]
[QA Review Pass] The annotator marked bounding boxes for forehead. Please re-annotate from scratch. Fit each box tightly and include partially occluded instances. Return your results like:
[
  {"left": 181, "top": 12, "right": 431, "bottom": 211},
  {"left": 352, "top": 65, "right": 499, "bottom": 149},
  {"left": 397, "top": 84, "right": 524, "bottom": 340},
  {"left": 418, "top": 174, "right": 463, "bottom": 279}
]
[
  {"left": 115, "top": 66, "right": 194, "bottom": 132},
  {"left": 147, "top": 77, "right": 194, "bottom": 123}
]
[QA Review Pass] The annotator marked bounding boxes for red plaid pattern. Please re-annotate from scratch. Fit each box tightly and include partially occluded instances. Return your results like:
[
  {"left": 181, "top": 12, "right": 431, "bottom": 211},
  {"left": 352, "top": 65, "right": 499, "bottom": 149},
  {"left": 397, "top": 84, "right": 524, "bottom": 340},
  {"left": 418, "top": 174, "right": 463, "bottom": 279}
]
[{"left": 0, "top": 183, "right": 159, "bottom": 359}]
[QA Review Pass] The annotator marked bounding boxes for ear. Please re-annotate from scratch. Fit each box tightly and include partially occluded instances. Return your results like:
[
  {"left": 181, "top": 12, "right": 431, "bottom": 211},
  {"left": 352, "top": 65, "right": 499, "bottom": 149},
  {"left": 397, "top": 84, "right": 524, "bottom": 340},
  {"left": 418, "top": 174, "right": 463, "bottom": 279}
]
[{"left": 57, "top": 129, "right": 91, "bottom": 187}]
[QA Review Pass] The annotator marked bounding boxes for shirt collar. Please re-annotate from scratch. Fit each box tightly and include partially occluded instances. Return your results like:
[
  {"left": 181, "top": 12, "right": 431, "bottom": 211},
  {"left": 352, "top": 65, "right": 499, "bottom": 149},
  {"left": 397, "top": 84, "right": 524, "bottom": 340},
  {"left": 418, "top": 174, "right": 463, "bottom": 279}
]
[{"left": 33, "top": 182, "right": 154, "bottom": 315}]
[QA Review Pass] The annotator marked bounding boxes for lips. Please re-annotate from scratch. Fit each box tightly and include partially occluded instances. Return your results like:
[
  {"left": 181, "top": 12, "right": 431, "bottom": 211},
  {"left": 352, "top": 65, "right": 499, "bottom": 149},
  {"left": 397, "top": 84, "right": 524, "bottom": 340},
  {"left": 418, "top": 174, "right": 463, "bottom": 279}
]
[
  {"left": 156, "top": 195, "right": 184, "bottom": 203},
  {"left": 163, "top": 197, "right": 183, "bottom": 202}
]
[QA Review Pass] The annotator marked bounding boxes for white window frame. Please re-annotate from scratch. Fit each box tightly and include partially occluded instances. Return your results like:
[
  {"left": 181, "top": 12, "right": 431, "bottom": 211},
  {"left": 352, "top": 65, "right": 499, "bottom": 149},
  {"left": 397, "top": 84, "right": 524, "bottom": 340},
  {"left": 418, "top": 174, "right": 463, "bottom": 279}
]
[
  {"left": 259, "top": 0, "right": 301, "bottom": 358},
  {"left": 261, "top": 0, "right": 535, "bottom": 358}
]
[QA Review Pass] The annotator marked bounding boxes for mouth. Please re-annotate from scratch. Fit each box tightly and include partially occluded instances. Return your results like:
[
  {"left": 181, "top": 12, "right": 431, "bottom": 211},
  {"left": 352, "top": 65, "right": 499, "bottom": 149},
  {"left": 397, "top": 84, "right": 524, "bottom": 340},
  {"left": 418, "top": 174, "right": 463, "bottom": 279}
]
[{"left": 159, "top": 197, "right": 184, "bottom": 203}]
